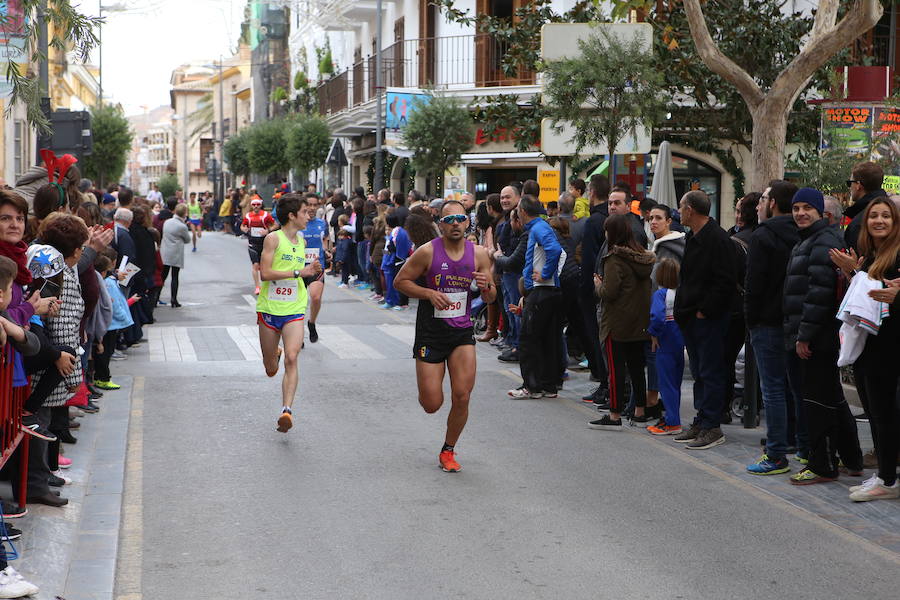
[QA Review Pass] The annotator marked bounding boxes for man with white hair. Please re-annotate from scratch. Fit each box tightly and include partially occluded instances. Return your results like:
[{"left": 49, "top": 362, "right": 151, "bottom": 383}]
[
  {"left": 823, "top": 195, "right": 843, "bottom": 227},
  {"left": 111, "top": 207, "right": 137, "bottom": 280}
]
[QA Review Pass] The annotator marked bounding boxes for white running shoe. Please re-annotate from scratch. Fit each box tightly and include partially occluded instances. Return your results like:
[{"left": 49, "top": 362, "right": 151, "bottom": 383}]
[
  {"left": 0, "top": 566, "right": 39, "bottom": 597},
  {"left": 849, "top": 478, "right": 900, "bottom": 502},
  {"left": 848, "top": 473, "right": 879, "bottom": 493}
]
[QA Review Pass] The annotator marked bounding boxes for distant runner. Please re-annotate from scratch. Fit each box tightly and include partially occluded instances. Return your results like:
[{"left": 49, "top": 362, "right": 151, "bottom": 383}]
[
  {"left": 241, "top": 198, "right": 276, "bottom": 295},
  {"left": 394, "top": 200, "right": 496, "bottom": 472},
  {"left": 301, "top": 192, "right": 329, "bottom": 343},
  {"left": 187, "top": 193, "right": 203, "bottom": 252},
  {"left": 255, "top": 194, "right": 321, "bottom": 432}
]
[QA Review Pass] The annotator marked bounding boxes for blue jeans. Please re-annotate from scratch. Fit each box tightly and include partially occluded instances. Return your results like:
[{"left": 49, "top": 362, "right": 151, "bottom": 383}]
[
  {"left": 383, "top": 266, "right": 399, "bottom": 306},
  {"left": 356, "top": 243, "right": 369, "bottom": 284},
  {"left": 501, "top": 272, "right": 521, "bottom": 348},
  {"left": 656, "top": 350, "right": 684, "bottom": 426},
  {"left": 682, "top": 314, "right": 728, "bottom": 430},
  {"left": 750, "top": 326, "right": 790, "bottom": 460}
]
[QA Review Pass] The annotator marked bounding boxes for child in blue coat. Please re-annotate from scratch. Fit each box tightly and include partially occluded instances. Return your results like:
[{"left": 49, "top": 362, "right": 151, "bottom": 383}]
[
  {"left": 94, "top": 254, "right": 135, "bottom": 389},
  {"left": 647, "top": 258, "right": 685, "bottom": 435}
]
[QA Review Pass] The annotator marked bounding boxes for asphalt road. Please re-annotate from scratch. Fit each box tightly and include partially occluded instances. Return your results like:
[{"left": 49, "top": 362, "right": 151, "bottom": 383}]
[{"left": 116, "top": 231, "right": 898, "bottom": 600}]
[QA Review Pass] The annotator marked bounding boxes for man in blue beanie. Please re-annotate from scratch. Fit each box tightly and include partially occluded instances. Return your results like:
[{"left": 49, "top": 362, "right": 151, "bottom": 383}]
[{"left": 782, "top": 187, "right": 863, "bottom": 486}]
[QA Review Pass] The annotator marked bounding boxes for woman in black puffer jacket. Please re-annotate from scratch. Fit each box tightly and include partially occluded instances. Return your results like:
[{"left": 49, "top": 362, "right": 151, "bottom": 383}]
[{"left": 782, "top": 188, "right": 862, "bottom": 486}]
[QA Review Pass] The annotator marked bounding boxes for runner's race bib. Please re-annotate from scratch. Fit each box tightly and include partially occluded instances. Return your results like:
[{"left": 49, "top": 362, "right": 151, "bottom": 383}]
[
  {"left": 435, "top": 291, "right": 467, "bottom": 319},
  {"left": 305, "top": 250, "right": 319, "bottom": 266},
  {"left": 250, "top": 227, "right": 267, "bottom": 238},
  {"left": 268, "top": 279, "right": 298, "bottom": 302}
]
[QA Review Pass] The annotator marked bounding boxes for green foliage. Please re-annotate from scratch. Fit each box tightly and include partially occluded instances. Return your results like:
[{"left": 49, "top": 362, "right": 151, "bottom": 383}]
[
  {"left": 293, "top": 71, "right": 309, "bottom": 90},
  {"left": 187, "top": 92, "right": 214, "bottom": 140},
  {"left": 318, "top": 50, "right": 334, "bottom": 76},
  {"left": 224, "top": 128, "right": 252, "bottom": 178},
  {"left": 787, "top": 145, "right": 860, "bottom": 196},
  {"left": 245, "top": 119, "right": 290, "bottom": 176},
  {"left": 285, "top": 114, "right": 331, "bottom": 176},
  {"left": 271, "top": 86, "right": 288, "bottom": 104},
  {"left": 651, "top": 0, "right": 838, "bottom": 153},
  {"left": 402, "top": 95, "right": 473, "bottom": 185},
  {"left": 3, "top": 1, "right": 102, "bottom": 132},
  {"left": 470, "top": 94, "right": 547, "bottom": 153},
  {"left": 542, "top": 29, "right": 665, "bottom": 158},
  {"left": 157, "top": 173, "right": 181, "bottom": 199},
  {"left": 80, "top": 104, "right": 132, "bottom": 188}
]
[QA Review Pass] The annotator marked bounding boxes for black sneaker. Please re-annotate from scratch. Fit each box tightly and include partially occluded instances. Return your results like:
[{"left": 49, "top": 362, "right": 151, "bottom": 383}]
[
  {"left": 81, "top": 401, "right": 100, "bottom": 414},
  {"left": 308, "top": 322, "right": 319, "bottom": 343},
  {"left": 631, "top": 413, "right": 652, "bottom": 424},
  {"left": 497, "top": 349, "right": 519, "bottom": 363},
  {"left": 21, "top": 415, "right": 57, "bottom": 442},
  {"left": 0, "top": 523, "right": 21, "bottom": 540},
  {"left": 673, "top": 424, "right": 701, "bottom": 443},
  {"left": 581, "top": 385, "right": 608, "bottom": 403},
  {"left": 1, "top": 503, "right": 26, "bottom": 519},
  {"left": 685, "top": 428, "right": 726, "bottom": 450},
  {"left": 589, "top": 414, "right": 623, "bottom": 431}
]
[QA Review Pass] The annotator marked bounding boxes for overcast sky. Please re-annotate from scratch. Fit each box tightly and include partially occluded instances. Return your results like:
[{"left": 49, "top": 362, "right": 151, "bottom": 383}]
[{"left": 84, "top": 0, "right": 247, "bottom": 116}]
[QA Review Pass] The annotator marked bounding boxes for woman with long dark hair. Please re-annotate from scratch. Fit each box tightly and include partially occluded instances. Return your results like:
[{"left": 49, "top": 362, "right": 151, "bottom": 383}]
[
  {"left": 589, "top": 213, "right": 655, "bottom": 430},
  {"left": 832, "top": 197, "right": 900, "bottom": 501}
]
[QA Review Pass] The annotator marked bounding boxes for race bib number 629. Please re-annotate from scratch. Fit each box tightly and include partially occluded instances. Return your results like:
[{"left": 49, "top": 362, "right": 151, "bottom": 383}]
[{"left": 268, "top": 279, "right": 299, "bottom": 302}]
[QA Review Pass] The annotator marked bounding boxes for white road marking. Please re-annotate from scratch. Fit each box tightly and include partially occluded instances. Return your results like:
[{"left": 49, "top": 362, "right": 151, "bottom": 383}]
[
  {"left": 376, "top": 323, "right": 415, "bottom": 346},
  {"left": 242, "top": 294, "right": 257, "bottom": 309},
  {"left": 227, "top": 326, "right": 262, "bottom": 360},
  {"left": 315, "top": 325, "right": 385, "bottom": 359},
  {"left": 174, "top": 327, "right": 198, "bottom": 362}
]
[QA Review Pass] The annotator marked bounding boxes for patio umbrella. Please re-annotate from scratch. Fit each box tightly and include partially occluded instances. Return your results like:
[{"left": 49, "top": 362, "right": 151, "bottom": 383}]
[{"left": 652, "top": 141, "right": 677, "bottom": 208}]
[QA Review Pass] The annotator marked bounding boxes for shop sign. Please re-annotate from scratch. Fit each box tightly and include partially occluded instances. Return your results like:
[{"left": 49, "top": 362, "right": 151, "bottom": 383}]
[
  {"left": 538, "top": 170, "right": 560, "bottom": 204},
  {"left": 821, "top": 106, "right": 872, "bottom": 156}
]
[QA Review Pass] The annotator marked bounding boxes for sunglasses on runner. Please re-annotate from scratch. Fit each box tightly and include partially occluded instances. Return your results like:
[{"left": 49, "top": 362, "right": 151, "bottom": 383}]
[{"left": 439, "top": 214, "right": 467, "bottom": 224}]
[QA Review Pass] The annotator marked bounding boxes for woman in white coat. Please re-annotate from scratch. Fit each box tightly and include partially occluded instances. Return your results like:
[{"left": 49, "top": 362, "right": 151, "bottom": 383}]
[{"left": 161, "top": 204, "right": 192, "bottom": 307}]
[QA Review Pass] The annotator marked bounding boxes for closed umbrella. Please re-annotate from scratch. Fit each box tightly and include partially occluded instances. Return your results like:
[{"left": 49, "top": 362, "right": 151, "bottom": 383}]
[{"left": 651, "top": 141, "right": 677, "bottom": 208}]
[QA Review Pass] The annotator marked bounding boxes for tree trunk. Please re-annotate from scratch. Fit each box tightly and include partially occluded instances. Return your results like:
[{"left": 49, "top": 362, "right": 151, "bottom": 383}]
[{"left": 749, "top": 100, "right": 789, "bottom": 192}]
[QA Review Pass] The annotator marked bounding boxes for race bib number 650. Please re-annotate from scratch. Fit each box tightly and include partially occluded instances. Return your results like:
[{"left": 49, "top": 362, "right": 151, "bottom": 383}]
[
  {"left": 435, "top": 291, "right": 467, "bottom": 319},
  {"left": 268, "top": 279, "right": 299, "bottom": 302}
]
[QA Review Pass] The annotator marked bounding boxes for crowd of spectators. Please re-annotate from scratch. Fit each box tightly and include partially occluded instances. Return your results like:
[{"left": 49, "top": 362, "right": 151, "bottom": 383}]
[{"left": 0, "top": 155, "right": 199, "bottom": 597}]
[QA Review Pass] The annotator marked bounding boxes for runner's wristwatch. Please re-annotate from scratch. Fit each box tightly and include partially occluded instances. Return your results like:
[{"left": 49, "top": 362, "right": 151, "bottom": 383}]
[{"left": 293, "top": 269, "right": 301, "bottom": 279}]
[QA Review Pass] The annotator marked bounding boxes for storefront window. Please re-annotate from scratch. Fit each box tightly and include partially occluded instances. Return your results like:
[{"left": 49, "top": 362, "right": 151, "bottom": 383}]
[{"left": 647, "top": 152, "right": 722, "bottom": 219}]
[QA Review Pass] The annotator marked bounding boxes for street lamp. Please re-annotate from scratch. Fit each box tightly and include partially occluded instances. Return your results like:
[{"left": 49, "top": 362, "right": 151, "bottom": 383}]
[
  {"left": 98, "top": 2, "right": 129, "bottom": 105},
  {"left": 203, "top": 58, "right": 226, "bottom": 206}
]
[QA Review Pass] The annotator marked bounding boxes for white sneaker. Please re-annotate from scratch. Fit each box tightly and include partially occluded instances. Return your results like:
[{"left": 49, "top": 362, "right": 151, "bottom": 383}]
[
  {"left": 51, "top": 470, "right": 72, "bottom": 485},
  {"left": 0, "top": 567, "right": 39, "bottom": 597},
  {"left": 849, "top": 478, "right": 900, "bottom": 502},
  {"left": 848, "top": 473, "right": 879, "bottom": 493},
  {"left": 507, "top": 387, "right": 540, "bottom": 399}
]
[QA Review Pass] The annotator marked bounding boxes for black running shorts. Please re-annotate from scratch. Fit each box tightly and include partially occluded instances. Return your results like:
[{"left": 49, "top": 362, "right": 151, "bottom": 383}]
[{"left": 413, "top": 326, "right": 475, "bottom": 364}]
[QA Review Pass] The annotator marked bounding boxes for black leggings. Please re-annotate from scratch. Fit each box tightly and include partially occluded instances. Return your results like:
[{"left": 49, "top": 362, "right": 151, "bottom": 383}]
[
  {"left": 161, "top": 265, "right": 181, "bottom": 302},
  {"left": 861, "top": 335, "right": 900, "bottom": 486},
  {"left": 604, "top": 337, "right": 647, "bottom": 415}
]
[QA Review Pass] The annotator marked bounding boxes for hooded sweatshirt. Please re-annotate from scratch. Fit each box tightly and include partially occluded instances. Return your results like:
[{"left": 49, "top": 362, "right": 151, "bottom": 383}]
[
  {"left": 597, "top": 245, "right": 655, "bottom": 341},
  {"left": 743, "top": 214, "right": 799, "bottom": 329},
  {"left": 650, "top": 231, "right": 686, "bottom": 290}
]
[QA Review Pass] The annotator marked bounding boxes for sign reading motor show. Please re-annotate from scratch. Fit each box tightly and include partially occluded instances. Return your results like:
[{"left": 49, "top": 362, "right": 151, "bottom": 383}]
[{"left": 821, "top": 104, "right": 900, "bottom": 170}]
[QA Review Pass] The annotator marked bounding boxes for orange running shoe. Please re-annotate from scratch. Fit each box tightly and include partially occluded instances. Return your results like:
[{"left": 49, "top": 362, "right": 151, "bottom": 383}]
[
  {"left": 265, "top": 347, "right": 283, "bottom": 378},
  {"left": 647, "top": 421, "right": 682, "bottom": 436},
  {"left": 439, "top": 450, "right": 461, "bottom": 473},
  {"left": 276, "top": 409, "right": 293, "bottom": 433}
]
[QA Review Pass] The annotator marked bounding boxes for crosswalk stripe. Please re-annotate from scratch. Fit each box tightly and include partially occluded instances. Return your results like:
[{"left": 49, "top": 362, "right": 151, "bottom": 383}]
[
  {"left": 148, "top": 328, "right": 165, "bottom": 362},
  {"left": 227, "top": 326, "right": 262, "bottom": 360},
  {"left": 174, "top": 328, "right": 198, "bottom": 362},
  {"left": 315, "top": 325, "right": 386, "bottom": 359},
  {"left": 376, "top": 323, "right": 415, "bottom": 347},
  {"left": 242, "top": 294, "right": 257, "bottom": 310}
]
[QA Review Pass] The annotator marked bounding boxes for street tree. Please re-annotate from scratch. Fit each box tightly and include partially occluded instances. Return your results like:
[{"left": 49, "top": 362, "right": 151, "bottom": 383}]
[
  {"left": 80, "top": 104, "right": 132, "bottom": 188},
  {"left": 157, "top": 172, "right": 181, "bottom": 200},
  {"left": 1, "top": 1, "right": 101, "bottom": 131},
  {"left": 224, "top": 128, "right": 251, "bottom": 182},
  {"left": 680, "top": 0, "right": 883, "bottom": 191},
  {"left": 402, "top": 94, "right": 472, "bottom": 195},
  {"left": 246, "top": 119, "right": 290, "bottom": 177},
  {"left": 542, "top": 29, "right": 665, "bottom": 170},
  {"left": 285, "top": 114, "right": 330, "bottom": 180}
]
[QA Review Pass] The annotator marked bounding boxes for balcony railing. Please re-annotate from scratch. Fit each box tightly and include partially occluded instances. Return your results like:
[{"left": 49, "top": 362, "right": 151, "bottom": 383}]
[{"left": 316, "top": 34, "right": 536, "bottom": 115}]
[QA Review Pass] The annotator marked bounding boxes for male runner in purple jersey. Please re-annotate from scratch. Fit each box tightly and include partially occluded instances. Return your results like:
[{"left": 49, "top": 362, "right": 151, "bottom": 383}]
[{"left": 395, "top": 200, "right": 496, "bottom": 472}]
